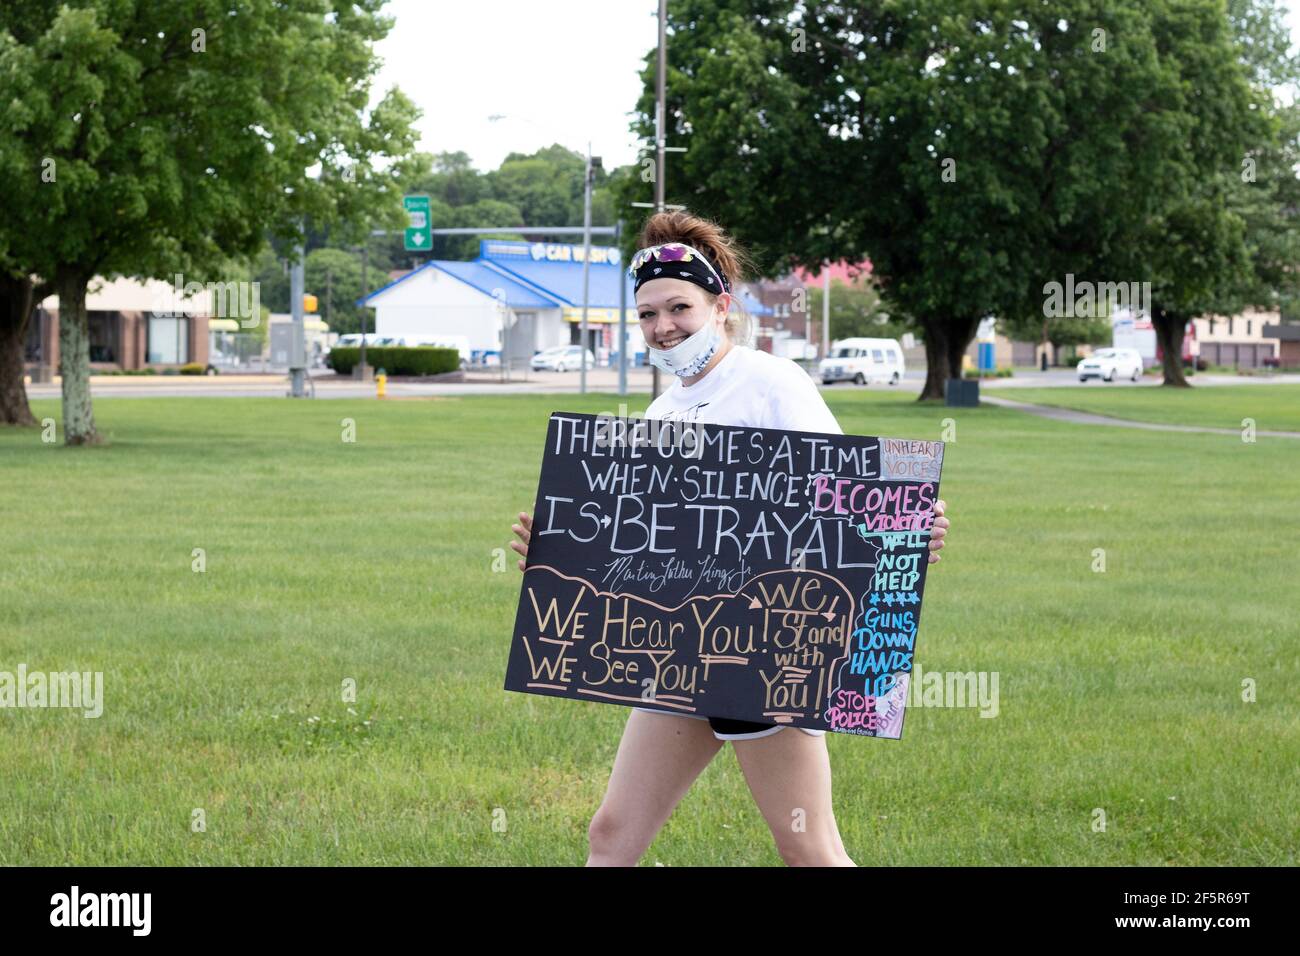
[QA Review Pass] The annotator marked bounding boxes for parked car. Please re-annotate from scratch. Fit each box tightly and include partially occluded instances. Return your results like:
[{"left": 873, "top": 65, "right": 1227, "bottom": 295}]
[
  {"left": 531, "top": 345, "right": 597, "bottom": 372},
  {"left": 819, "top": 337, "right": 905, "bottom": 385},
  {"left": 1077, "top": 347, "right": 1144, "bottom": 382},
  {"left": 331, "top": 333, "right": 397, "bottom": 349}
]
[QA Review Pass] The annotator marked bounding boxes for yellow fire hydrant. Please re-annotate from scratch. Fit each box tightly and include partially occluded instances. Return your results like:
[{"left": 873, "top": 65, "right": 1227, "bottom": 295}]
[{"left": 376, "top": 371, "right": 387, "bottom": 399}]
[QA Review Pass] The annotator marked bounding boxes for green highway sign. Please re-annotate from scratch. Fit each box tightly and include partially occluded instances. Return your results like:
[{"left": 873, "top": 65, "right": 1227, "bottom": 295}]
[{"left": 403, "top": 195, "right": 432, "bottom": 251}]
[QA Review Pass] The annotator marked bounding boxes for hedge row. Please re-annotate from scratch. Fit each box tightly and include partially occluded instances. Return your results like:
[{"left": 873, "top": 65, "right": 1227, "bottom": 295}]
[{"left": 328, "top": 346, "right": 459, "bottom": 377}]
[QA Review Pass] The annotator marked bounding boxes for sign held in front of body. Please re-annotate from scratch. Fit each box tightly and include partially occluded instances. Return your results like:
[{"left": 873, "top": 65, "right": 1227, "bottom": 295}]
[{"left": 503, "top": 412, "right": 944, "bottom": 739}]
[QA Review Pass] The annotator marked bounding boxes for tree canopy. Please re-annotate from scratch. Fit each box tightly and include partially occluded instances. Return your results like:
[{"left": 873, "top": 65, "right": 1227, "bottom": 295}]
[
  {"left": 0, "top": 0, "right": 419, "bottom": 439},
  {"left": 614, "top": 0, "right": 1293, "bottom": 396}
]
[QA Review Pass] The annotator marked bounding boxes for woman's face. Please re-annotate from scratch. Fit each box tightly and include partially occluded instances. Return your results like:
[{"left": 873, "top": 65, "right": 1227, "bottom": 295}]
[{"left": 636, "top": 278, "right": 728, "bottom": 349}]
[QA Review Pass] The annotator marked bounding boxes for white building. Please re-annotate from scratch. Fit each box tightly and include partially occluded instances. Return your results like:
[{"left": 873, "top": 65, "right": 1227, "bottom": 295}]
[{"left": 357, "top": 240, "right": 646, "bottom": 367}]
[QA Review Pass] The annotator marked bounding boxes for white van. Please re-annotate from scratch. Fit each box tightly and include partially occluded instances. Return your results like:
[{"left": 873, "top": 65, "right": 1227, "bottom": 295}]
[{"left": 819, "top": 337, "right": 906, "bottom": 385}]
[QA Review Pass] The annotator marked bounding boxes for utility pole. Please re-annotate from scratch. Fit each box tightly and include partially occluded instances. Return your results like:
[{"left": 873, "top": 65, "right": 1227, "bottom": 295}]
[
  {"left": 289, "top": 243, "right": 307, "bottom": 397},
  {"left": 822, "top": 262, "right": 831, "bottom": 360},
  {"left": 617, "top": 218, "right": 627, "bottom": 397},
  {"left": 651, "top": 0, "right": 667, "bottom": 401},
  {"left": 580, "top": 144, "right": 598, "bottom": 395},
  {"left": 359, "top": 239, "right": 371, "bottom": 381}
]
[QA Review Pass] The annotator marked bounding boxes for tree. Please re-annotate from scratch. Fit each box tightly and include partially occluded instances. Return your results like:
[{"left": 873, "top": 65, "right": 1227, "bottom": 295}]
[
  {"left": 1107, "top": 2, "right": 1275, "bottom": 386},
  {"left": 487, "top": 144, "right": 603, "bottom": 228},
  {"left": 305, "top": 248, "right": 365, "bottom": 335},
  {"left": 0, "top": 274, "right": 46, "bottom": 425},
  {"left": 804, "top": 277, "right": 907, "bottom": 342},
  {"left": 1009, "top": 0, "right": 1295, "bottom": 385},
  {"left": 615, "top": 0, "right": 1268, "bottom": 399},
  {"left": 1215, "top": 0, "right": 1300, "bottom": 323},
  {"left": 0, "top": 1, "right": 418, "bottom": 442}
]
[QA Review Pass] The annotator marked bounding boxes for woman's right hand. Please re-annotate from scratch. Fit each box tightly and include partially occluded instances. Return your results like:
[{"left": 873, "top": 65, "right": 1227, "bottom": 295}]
[{"left": 510, "top": 511, "right": 533, "bottom": 571}]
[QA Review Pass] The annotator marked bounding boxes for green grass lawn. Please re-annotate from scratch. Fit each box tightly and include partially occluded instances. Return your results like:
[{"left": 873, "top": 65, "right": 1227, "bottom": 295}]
[
  {"left": 999, "top": 383, "right": 1300, "bottom": 432},
  {"left": 0, "top": 390, "right": 1295, "bottom": 865}
]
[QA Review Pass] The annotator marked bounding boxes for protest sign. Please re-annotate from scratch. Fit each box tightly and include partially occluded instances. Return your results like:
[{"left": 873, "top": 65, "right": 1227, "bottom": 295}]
[{"left": 504, "top": 412, "right": 944, "bottom": 738}]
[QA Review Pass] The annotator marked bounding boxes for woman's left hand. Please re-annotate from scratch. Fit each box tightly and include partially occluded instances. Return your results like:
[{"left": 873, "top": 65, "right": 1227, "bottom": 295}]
[{"left": 928, "top": 498, "right": 949, "bottom": 564}]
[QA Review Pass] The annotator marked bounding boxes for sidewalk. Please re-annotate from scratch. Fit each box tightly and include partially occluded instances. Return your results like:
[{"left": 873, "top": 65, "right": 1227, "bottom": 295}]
[{"left": 981, "top": 394, "right": 1300, "bottom": 439}]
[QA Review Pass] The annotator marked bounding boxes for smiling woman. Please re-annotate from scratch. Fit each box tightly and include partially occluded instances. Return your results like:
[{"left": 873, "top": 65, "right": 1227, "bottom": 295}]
[{"left": 510, "top": 209, "right": 951, "bottom": 868}]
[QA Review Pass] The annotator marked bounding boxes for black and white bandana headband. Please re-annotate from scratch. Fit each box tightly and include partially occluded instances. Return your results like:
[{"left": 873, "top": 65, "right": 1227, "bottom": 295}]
[{"left": 628, "top": 242, "right": 733, "bottom": 296}]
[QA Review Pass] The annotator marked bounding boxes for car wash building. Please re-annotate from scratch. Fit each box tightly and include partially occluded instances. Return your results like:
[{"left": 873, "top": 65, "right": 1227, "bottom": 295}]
[
  {"left": 357, "top": 239, "right": 774, "bottom": 368},
  {"left": 357, "top": 240, "right": 646, "bottom": 367}
]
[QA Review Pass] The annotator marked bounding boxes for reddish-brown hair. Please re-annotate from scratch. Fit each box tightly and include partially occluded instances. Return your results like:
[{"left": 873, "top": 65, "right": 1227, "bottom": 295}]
[{"left": 636, "top": 210, "right": 755, "bottom": 345}]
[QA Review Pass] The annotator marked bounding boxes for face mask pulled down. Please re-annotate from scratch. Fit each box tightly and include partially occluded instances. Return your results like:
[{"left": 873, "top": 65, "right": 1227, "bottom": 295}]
[{"left": 647, "top": 319, "right": 722, "bottom": 378}]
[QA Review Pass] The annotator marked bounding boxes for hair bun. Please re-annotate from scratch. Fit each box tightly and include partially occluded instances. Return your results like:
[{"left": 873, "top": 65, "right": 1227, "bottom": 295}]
[
  {"left": 636, "top": 209, "right": 754, "bottom": 348},
  {"left": 638, "top": 210, "right": 751, "bottom": 292}
]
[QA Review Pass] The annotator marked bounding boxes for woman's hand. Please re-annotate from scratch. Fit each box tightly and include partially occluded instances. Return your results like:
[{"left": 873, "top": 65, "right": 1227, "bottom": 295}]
[
  {"left": 928, "top": 498, "right": 949, "bottom": 564},
  {"left": 510, "top": 511, "right": 533, "bottom": 571}
]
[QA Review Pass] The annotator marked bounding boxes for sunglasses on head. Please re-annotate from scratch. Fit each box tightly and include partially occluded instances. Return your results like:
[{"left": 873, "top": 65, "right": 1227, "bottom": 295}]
[{"left": 627, "top": 242, "right": 698, "bottom": 274}]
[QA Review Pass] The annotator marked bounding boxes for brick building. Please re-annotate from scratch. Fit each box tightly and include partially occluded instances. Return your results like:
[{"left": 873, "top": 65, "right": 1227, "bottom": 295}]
[{"left": 25, "top": 276, "right": 212, "bottom": 375}]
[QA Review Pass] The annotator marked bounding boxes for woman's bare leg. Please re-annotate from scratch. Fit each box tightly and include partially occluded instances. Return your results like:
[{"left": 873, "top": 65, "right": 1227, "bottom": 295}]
[
  {"left": 732, "top": 730, "right": 855, "bottom": 866},
  {"left": 586, "top": 710, "right": 724, "bottom": 866}
]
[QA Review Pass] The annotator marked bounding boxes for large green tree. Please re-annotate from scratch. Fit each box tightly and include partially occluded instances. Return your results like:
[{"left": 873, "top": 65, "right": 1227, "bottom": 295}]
[
  {"left": 0, "top": 0, "right": 417, "bottom": 441},
  {"left": 617, "top": 0, "right": 1269, "bottom": 398}
]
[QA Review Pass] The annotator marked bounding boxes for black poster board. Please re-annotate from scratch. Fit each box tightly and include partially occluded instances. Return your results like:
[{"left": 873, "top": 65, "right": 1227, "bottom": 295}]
[{"left": 504, "top": 412, "right": 944, "bottom": 738}]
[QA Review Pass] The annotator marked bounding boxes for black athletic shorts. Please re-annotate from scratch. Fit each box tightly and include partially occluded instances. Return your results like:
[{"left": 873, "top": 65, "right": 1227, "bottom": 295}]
[
  {"left": 632, "top": 706, "right": 827, "bottom": 740},
  {"left": 707, "top": 716, "right": 780, "bottom": 736}
]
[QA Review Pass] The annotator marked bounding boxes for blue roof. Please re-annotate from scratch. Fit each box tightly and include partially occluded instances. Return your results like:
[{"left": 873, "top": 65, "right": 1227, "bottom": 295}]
[
  {"left": 355, "top": 259, "right": 560, "bottom": 309},
  {"left": 355, "top": 240, "right": 771, "bottom": 317},
  {"left": 482, "top": 247, "right": 634, "bottom": 309},
  {"left": 431, "top": 260, "right": 561, "bottom": 308}
]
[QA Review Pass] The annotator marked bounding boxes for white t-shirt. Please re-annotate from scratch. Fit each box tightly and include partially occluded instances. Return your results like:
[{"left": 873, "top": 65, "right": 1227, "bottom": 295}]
[
  {"left": 637, "top": 343, "right": 836, "bottom": 736},
  {"left": 644, "top": 343, "right": 843, "bottom": 435}
]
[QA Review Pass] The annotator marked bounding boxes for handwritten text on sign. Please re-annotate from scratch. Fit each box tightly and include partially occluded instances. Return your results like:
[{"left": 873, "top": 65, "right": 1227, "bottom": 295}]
[{"left": 503, "top": 413, "right": 944, "bottom": 738}]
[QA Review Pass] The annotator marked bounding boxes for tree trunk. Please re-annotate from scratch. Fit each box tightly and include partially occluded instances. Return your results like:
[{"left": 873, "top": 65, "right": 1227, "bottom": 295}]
[
  {"left": 56, "top": 268, "right": 101, "bottom": 445},
  {"left": 1152, "top": 305, "right": 1191, "bottom": 388},
  {"left": 0, "top": 275, "right": 37, "bottom": 426},
  {"left": 947, "top": 319, "right": 974, "bottom": 380},
  {"left": 920, "top": 321, "right": 949, "bottom": 401},
  {"left": 918, "top": 316, "right": 979, "bottom": 401}
]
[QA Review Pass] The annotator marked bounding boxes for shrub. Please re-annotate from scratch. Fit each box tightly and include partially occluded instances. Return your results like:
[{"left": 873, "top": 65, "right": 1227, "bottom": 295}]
[
  {"left": 964, "top": 367, "right": 1013, "bottom": 379},
  {"left": 327, "top": 346, "right": 459, "bottom": 377},
  {"left": 179, "top": 362, "right": 205, "bottom": 375}
]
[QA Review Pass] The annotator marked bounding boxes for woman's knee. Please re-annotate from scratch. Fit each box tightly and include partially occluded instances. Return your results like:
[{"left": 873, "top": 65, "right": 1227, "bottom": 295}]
[
  {"left": 774, "top": 832, "right": 855, "bottom": 867},
  {"left": 587, "top": 803, "right": 645, "bottom": 860},
  {"left": 586, "top": 805, "right": 619, "bottom": 850}
]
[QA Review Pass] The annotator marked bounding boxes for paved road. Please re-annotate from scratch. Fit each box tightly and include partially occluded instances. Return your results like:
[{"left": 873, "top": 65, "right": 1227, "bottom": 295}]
[
  {"left": 23, "top": 366, "right": 1297, "bottom": 399},
  {"left": 981, "top": 394, "right": 1300, "bottom": 439}
]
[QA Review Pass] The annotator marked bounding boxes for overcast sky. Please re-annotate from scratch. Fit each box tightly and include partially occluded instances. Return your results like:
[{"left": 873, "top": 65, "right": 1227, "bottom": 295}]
[
  {"left": 370, "top": 0, "right": 659, "bottom": 172},
  {"left": 372, "top": 1, "right": 1300, "bottom": 173}
]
